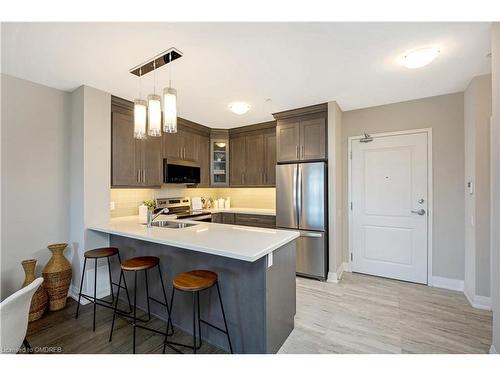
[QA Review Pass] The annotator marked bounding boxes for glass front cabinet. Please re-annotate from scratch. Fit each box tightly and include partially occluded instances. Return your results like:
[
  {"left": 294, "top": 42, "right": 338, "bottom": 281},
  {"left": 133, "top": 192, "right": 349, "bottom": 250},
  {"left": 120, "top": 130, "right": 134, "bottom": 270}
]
[{"left": 210, "top": 135, "right": 229, "bottom": 186}]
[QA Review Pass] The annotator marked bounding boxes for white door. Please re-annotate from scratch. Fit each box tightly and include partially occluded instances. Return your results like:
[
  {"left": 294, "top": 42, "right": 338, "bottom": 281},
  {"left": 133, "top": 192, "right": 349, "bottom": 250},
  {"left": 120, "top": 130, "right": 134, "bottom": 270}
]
[{"left": 351, "top": 131, "right": 429, "bottom": 284}]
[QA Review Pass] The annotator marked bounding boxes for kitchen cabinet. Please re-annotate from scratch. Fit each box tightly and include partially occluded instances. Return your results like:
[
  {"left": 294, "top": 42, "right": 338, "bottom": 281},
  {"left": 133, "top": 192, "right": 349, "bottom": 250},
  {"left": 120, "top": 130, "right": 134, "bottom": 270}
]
[
  {"left": 263, "top": 130, "right": 276, "bottom": 185},
  {"left": 198, "top": 134, "right": 210, "bottom": 187},
  {"left": 212, "top": 212, "right": 235, "bottom": 224},
  {"left": 230, "top": 136, "right": 246, "bottom": 186},
  {"left": 274, "top": 104, "right": 327, "bottom": 163},
  {"left": 229, "top": 121, "right": 276, "bottom": 187},
  {"left": 210, "top": 130, "right": 230, "bottom": 186},
  {"left": 111, "top": 97, "right": 162, "bottom": 187},
  {"left": 162, "top": 127, "right": 198, "bottom": 162},
  {"left": 234, "top": 214, "right": 276, "bottom": 229}
]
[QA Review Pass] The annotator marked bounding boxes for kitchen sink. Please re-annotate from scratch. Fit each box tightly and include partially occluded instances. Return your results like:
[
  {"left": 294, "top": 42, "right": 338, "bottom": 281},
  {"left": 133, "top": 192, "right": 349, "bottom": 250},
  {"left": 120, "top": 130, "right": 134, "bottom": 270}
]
[{"left": 149, "top": 221, "right": 199, "bottom": 229}]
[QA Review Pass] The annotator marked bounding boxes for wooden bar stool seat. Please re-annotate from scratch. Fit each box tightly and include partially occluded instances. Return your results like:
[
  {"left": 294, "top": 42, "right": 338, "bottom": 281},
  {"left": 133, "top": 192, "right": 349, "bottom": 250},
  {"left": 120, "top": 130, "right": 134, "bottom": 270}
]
[
  {"left": 173, "top": 270, "right": 217, "bottom": 292},
  {"left": 121, "top": 256, "right": 159, "bottom": 271},
  {"left": 164, "top": 269, "right": 233, "bottom": 354},
  {"left": 75, "top": 247, "right": 132, "bottom": 332},
  {"left": 84, "top": 247, "right": 119, "bottom": 258}
]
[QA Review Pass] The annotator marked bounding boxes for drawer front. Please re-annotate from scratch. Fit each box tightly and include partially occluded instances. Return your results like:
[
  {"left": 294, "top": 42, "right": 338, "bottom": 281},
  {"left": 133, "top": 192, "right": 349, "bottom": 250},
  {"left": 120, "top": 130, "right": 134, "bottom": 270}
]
[{"left": 234, "top": 214, "right": 276, "bottom": 228}]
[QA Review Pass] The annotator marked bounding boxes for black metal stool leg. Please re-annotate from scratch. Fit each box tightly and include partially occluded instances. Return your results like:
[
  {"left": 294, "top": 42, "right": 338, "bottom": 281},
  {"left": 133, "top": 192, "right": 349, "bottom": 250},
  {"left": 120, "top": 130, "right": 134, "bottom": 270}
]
[
  {"left": 216, "top": 281, "right": 233, "bottom": 354},
  {"left": 117, "top": 253, "right": 132, "bottom": 312},
  {"left": 145, "top": 269, "right": 151, "bottom": 321},
  {"left": 75, "top": 257, "right": 87, "bottom": 319},
  {"left": 107, "top": 256, "right": 114, "bottom": 304},
  {"left": 93, "top": 258, "right": 98, "bottom": 331},
  {"left": 133, "top": 271, "right": 137, "bottom": 354},
  {"left": 163, "top": 288, "right": 176, "bottom": 354},
  {"left": 109, "top": 270, "right": 123, "bottom": 342},
  {"left": 197, "top": 291, "right": 202, "bottom": 349},
  {"left": 157, "top": 265, "right": 174, "bottom": 336},
  {"left": 192, "top": 292, "right": 197, "bottom": 354}
]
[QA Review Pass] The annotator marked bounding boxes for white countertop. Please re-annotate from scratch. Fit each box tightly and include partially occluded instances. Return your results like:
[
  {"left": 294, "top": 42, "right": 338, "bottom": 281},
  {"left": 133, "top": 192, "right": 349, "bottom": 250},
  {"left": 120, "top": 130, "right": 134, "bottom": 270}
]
[
  {"left": 88, "top": 216, "right": 297, "bottom": 262},
  {"left": 208, "top": 207, "right": 276, "bottom": 216}
]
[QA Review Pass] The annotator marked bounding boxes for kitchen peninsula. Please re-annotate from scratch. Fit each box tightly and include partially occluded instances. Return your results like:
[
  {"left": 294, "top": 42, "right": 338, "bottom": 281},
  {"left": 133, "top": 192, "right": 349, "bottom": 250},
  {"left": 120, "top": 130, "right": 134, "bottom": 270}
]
[{"left": 89, "top": 217, "right": 299, "bottom": 353}]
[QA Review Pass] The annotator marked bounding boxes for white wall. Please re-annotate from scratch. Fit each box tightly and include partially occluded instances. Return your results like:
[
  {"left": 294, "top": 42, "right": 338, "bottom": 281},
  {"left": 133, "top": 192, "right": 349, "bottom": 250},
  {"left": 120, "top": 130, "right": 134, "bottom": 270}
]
[
  {"left": 327, "top": 101, "right": 343, "bottom": 280},
  {"left": 342, "top": 92, "right": 465, "bottom": 282},
  {"left": 464, "top": 74, "right": 492, "bottom": 307},
  {"left": 490, "top": 22, "right": 500, "bottom": 355},
  {"left": 1, "top": 74, "right": 71, "bottom": 298},
  {"left": 68, "top": 86, "right": 111, "bottom": 300}
]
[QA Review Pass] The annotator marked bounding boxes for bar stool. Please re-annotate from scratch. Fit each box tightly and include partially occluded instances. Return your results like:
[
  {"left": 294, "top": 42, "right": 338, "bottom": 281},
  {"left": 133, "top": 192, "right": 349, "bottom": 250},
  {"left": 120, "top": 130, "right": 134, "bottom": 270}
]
[
  {"left": 109, "top": 256, "right": 174, "bottom": 354},
  {"left": 75, "top": 247, "right": 132, "bottom": 331},
  {"left": 163, "top": 270, "right": 233, "bottom": 354}
]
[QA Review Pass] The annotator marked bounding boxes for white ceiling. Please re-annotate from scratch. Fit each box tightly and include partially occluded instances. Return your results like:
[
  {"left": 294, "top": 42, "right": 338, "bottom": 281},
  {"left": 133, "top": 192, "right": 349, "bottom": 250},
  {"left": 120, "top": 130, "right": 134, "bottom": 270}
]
[{"left": 1, "top": 22, "right": 492, "bottom": 128}]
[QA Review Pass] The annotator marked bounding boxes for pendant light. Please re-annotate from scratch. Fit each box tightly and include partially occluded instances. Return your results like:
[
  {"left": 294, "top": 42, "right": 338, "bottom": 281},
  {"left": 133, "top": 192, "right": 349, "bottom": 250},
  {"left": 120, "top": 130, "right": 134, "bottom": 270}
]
[
  {"left": 163, "top": 80, "right": 177, "bottom": 133},
  {"left": 148, "top": 60, "right": 162, "bottom": 137},
  {"left": 133, "top": 68, "right": 147, "bottom": 139}
]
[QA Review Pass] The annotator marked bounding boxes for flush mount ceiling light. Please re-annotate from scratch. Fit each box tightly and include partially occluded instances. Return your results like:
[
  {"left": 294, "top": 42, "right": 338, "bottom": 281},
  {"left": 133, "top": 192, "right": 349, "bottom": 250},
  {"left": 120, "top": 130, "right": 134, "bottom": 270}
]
[
  {"left": 399, "top": 47, "right": 440, "bottom": 69},
  {"left": 130, "top": 48, "right": 182, "bottom": 137},
  {"left": 228, "top": 102, "right": 251, "bottom": 115}
]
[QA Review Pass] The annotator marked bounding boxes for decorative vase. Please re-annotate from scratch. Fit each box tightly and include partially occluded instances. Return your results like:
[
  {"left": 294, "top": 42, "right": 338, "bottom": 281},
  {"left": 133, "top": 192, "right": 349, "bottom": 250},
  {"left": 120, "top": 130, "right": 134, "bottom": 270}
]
[
  {"left": 42, "top": 243, "right": 72, "bottom": 311},
  {"left": 21, "top": 259, "right": 48, "bottom": 321}
]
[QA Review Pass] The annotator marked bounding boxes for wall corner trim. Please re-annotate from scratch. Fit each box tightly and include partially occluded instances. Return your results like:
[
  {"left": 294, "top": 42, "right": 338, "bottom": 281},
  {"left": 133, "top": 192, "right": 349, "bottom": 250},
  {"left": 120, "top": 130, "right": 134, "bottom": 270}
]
[
  {"left": 464, "top": 289, "right": 492, "bottom": 311},
  {"left": 327, "top": 272, "right": 340, "bottom": 283},
  {"left": 430, "top": 276, "right": 464, "bottom": 292}
]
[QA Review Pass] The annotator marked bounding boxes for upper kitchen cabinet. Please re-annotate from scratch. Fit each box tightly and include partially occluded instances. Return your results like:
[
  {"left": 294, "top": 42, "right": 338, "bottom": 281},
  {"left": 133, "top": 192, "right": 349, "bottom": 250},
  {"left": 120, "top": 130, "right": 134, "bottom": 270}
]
[
  {"left": 229, "top": 121, "right": 276, "bottom": 187},
  {"left": 111, "top": 96, "right": 162, "bottom": 188},
  {"left": 210, "top": 129, "right": 230, "bottom": 186},
  {"left": 161, "top": 117, "right": 211, "bottom": 185},
  {"left": 273, "top": 103, "right": 327, "bottom": 163}
]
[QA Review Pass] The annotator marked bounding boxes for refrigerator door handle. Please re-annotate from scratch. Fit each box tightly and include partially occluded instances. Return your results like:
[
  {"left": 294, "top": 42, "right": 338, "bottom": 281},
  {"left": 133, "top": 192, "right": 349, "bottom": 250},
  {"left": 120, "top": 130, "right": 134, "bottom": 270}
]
[
  {"left": 300, "top": 232, "right": 323, "bottom": 238},
  {"left": 297, "top": 164, "right": 302, "bottom": 226},
  {"left": 292, "top": 164, "right": 298, "bottom": 225}
]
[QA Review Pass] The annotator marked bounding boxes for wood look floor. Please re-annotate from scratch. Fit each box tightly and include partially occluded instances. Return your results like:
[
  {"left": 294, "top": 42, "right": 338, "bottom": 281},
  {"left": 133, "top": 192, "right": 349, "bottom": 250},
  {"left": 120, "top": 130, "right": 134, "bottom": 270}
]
[
  {"left": 279, "top": 272, "right": 492, "bottom": 354},
  {"left": 26, "top": 272, "right": 492, "bottom": 354},
  {"left": 26, "top": 298, "right": 224, "bottom": 354}
]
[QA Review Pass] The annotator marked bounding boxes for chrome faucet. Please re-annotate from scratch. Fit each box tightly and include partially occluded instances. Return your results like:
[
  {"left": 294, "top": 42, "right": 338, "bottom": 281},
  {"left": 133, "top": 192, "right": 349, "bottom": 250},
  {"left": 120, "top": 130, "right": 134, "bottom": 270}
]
[{"left": 146, "top": 208, "right": 169, "bottom": 227}]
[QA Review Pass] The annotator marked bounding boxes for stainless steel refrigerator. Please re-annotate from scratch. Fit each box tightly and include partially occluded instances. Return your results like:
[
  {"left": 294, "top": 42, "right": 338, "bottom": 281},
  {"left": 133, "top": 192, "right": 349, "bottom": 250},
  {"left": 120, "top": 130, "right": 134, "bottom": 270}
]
[{"left": 276, "top": 162, "right": 328, "bottom": 280}]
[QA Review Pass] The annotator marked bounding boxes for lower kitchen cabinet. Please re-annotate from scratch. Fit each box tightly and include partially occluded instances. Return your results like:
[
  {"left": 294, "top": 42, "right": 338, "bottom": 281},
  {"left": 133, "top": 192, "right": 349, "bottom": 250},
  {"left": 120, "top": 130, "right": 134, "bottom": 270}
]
[{"left": 212, "top": 212, "right": 276, "bottom": 228}]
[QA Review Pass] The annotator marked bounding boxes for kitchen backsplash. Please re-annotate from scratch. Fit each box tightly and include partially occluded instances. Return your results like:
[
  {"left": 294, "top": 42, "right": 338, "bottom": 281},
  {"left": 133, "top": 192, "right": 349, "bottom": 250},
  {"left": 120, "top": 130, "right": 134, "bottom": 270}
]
[{"left": 111, "top": 186, "right": 276, "bottom": 217}]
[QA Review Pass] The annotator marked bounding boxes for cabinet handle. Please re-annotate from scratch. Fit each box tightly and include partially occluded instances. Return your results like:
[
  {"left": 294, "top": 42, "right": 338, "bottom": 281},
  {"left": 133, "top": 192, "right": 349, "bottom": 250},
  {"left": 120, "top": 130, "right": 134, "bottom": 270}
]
[
  {"left": 296, "top": 145, "right": 299, "bottom": 159},
  {"left": 137, "top": 169, "right": 140, "bottom": 183},
  {"left": 142, "top": 169, "right": 146, "bottom": 184},
  {"left": 301, "top": 145, "right": 304, "bottom": 159}
]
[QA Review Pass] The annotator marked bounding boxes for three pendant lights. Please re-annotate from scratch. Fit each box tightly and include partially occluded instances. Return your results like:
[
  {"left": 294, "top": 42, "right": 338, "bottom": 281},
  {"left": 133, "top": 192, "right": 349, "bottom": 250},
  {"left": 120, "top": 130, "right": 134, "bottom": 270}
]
[{"left": 132, "top": 50, "right": 180, "bottom": 139}]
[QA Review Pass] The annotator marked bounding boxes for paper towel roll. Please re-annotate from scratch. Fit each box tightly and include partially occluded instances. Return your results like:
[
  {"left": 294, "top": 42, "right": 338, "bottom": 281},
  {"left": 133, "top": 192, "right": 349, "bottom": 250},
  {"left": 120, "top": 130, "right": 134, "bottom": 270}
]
[{"left": 139, "top": 204, "right": 148, "bottom": 224}]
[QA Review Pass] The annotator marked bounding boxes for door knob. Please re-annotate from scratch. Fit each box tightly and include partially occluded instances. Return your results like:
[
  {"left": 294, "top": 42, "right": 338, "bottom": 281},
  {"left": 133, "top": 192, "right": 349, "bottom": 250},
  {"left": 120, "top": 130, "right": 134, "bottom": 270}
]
[{"left": 411, "top": 209, "right": 426, "bottom": 215}]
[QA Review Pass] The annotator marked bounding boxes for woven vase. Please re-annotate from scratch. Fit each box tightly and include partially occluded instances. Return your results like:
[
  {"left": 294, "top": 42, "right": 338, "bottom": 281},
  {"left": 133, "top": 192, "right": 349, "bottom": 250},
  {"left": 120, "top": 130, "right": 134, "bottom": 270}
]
[
  {"left": 21, "top": 259, "right": 48, "bottom": 321},
  {"left": 42, "top": 243, "right": 72, "bottom": 311}
]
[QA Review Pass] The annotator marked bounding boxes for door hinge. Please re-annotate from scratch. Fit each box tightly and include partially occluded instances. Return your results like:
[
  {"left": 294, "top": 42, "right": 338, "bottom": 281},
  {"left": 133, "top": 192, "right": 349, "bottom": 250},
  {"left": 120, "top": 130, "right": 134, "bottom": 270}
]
[
  {"left": 350, "top": 253, "right": 353, "bottom": 261},
  {"left": 350, "top": 202, "right": 353, "bottom": 210}
]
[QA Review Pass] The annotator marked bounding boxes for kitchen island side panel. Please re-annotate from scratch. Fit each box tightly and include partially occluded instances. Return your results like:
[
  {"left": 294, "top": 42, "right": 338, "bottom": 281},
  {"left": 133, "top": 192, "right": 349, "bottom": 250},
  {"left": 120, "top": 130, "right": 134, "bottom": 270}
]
[
  {"left": 109, "top": 235, "right": 268, "bottom": 353},
  {"left": 265, "top": 239, "right": 297, "bottom": 353}
]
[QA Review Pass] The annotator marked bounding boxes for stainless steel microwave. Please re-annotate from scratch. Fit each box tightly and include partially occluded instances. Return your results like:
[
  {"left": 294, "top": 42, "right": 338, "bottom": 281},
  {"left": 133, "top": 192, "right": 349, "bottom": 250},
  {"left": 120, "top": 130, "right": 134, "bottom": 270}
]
[{"left": 163, "top": 159, "right": 201, "bottom": 184}]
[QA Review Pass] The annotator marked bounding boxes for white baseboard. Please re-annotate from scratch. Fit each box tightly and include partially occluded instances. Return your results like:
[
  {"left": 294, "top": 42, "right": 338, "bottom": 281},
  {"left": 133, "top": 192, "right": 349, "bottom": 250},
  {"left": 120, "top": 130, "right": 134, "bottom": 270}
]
[
  {"left": 328, "top": 262, "right": 350, "bottom": 283},
  {"left": 430, "top": 276, "right": 464, "bottom": 292},
  {"left": 490, "top": 345, "right": 498, "bottom": 354},
  {"left": 68, "top": 283, "right": 111, "bottom": 305},
  {"left": 464, "top": 289, "right": 492, "bottom": 311},
  {"left": 327, "top": 272, "right": 340, "bottom": 283},
  {"left": 343, "top": 262, "right": 351, "bottom": 272}
]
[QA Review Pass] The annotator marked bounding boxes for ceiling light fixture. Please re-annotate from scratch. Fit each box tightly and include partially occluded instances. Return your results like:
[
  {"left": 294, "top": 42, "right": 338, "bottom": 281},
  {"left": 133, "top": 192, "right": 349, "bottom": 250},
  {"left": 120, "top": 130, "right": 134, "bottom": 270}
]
[
  {"left": 130, "top": 48, "right": 183, "bottom": 136},
  {"left": 133, "top": 68, "right": 147, "bottom": 139},
  {"left": 229, "top": 102, "right": 251, "bottom": 115},
  {"left": 148, "top": 60, "right": 162, "bottom": 137},
  {"left": 399, "top": 47, "right": 440, "bottom": 69}
]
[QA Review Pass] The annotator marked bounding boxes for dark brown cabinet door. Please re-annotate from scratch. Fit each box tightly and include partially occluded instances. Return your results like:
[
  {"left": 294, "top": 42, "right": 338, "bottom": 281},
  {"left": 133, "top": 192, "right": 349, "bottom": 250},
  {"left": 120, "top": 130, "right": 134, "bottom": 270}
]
[
  {"left": 244, "top": 134, "right": 264, "bottom": 185},
  {"left": 300, "top": 117, "right": 326, "bottom": 161},
  {"left": 142, "top": 135, "right": 162, "bottom": 186},
  {"left": 234, "top": 214, "right": 276, "bottom": 228},
  {"left": 163, "top": 131, "right": 181, "bottom": 159},
  {"left": 276, "top": 120, "right": 300, "bottom": 162},
  {"left": 221, "top": 213, "right": 235, "bottom": 224},
  {"left": 230, "top": 136, "right": 246, "bottom": 186},
  {"left": 263, "top": 131, "right": 276, "bottom": 186},
  {"left": 198, "top": 134, "right": 210, "bottom": 186},
  {"left": 112, "top": 112, "right": 138, "bottom": 186},
  {"left": 181, "top": 129, "right": 198, "bottom": 161}
]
